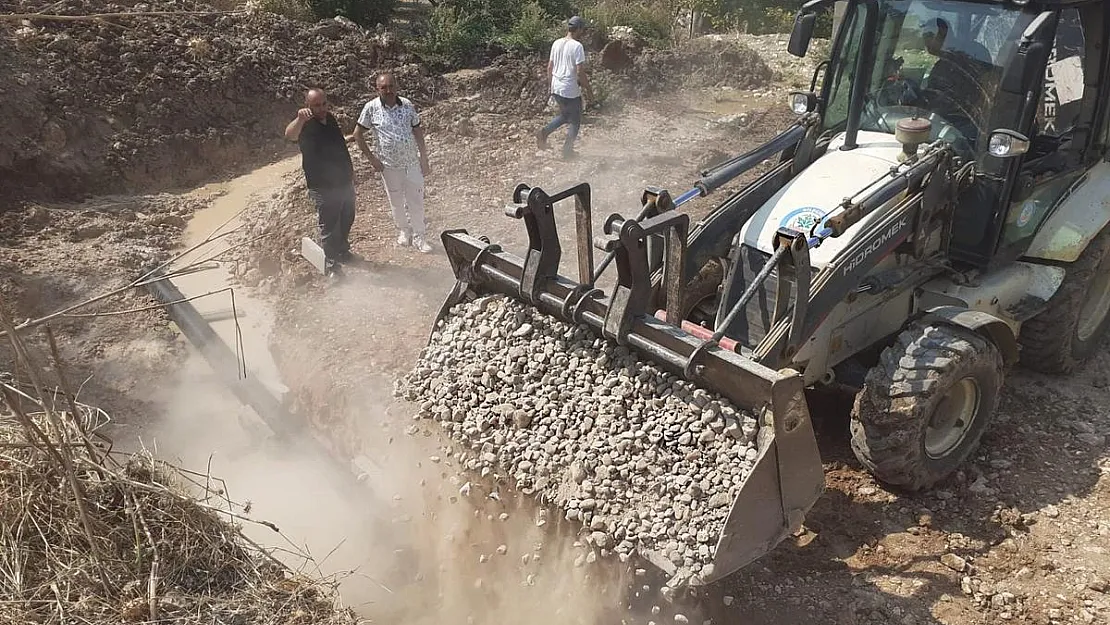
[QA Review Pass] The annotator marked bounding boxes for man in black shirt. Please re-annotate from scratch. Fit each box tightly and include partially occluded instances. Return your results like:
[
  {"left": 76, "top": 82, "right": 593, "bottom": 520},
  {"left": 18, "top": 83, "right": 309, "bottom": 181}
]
[{"left": 285, "top": 88, "right": 356, "bottom": 271}]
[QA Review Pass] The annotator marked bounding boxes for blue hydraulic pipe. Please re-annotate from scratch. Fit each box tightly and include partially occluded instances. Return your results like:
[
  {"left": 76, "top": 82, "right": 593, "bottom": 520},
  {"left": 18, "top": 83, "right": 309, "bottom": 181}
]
[
  {"left": 698, "top": 124, "right": 808, "bottom": 194},
  {"left": 673, "top": 188, "right": 701, "bottom": 207},
  {"left": 808, "top": 226, "right": 835, "bottom": 249}
]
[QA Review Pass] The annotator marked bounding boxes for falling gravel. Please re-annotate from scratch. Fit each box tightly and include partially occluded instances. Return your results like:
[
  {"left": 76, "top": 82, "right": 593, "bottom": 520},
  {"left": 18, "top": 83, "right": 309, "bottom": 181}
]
[{"left": 395, "top": 294, "right": 761, "bottom": 578}]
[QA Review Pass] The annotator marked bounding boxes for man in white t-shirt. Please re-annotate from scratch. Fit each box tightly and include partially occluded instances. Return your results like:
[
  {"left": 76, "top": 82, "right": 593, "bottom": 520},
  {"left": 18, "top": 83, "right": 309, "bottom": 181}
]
[
  {"left": 536, "top": 15, "right": 593, "bottom": 160},
  {"left": 353, "top": 72, "right": 434, "bottom": 253}
]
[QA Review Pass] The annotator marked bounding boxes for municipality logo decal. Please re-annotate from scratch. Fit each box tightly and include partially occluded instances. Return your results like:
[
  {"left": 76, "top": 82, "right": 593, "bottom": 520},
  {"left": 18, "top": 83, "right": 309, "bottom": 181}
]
[{"left": 779, "top": 207, "right": 827, "bottom": 232}]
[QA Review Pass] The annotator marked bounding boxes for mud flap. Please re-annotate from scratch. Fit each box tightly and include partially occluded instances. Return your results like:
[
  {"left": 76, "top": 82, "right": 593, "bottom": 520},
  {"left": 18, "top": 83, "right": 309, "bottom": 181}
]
[{"left": 922, "top": 306, "right": 1020, "bottom": 366}]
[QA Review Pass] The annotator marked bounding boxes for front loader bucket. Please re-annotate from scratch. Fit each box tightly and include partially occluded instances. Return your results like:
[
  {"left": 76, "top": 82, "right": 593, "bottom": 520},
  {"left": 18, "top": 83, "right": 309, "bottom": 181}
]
[{"left": 429, "top": 183, "right": 825, "bottom": 585}]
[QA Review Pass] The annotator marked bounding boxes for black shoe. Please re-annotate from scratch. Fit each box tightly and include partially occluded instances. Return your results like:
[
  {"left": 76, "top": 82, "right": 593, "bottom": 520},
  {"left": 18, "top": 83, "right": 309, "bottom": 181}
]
[
  {"left": 336, "top": 249, "right": 354, "bottom": 263},
  {"left": 338, "top": 250, "right": 367, "bottom": 266}
]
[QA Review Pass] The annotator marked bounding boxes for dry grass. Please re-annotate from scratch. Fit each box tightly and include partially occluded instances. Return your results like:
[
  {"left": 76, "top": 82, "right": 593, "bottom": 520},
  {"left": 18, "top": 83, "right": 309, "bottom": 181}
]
[{"left": 0, "top": 380, "right": 362, "bottom": 625}]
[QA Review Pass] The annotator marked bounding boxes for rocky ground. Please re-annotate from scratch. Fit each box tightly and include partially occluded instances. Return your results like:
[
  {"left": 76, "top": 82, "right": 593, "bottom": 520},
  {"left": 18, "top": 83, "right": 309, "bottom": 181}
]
[
  {"left": 0, "top": 5, "right": 1107, "bottom": 623},
  {"left": 224, "top": 33, "right": 1110, "bottom": 625}
]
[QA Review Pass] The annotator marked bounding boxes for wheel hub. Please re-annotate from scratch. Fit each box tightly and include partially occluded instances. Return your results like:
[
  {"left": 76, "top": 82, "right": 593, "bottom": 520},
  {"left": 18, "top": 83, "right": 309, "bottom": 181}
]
[
  {"left": 1077, "top": 254, "right": 1110, "bottom": 343},
  {"left": 925, "top": 376, "right": 981, "bottom": 459}
]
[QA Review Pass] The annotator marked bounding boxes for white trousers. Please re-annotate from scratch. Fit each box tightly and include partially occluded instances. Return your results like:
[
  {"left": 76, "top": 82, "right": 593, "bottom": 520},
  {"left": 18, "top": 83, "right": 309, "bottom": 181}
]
[{"left": 381, "top": 164, "right": 426, "bottom": 238}]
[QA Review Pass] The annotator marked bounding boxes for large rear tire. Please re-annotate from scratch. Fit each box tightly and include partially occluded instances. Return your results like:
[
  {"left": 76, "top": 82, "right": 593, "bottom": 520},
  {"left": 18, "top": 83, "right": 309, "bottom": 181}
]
[
  {"left": 850, "top": 323, "right": 1004, "bottom": 491},
  {"left": 677, "top": 259, "right": 724, "bottom": 325},
  {"left": 1019, "top": 225, "right": 1110, "bottom": 375}
]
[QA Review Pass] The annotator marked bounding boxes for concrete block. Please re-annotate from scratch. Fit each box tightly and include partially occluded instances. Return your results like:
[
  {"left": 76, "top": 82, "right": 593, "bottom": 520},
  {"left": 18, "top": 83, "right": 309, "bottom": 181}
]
[{"left": 300, "top": 236, "right": 327, "bottom": 275}]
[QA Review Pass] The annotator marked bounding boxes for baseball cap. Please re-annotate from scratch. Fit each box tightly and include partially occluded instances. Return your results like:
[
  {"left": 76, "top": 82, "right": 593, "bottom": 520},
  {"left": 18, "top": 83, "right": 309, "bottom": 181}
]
[{"left": 568, "top": 15, "right": 586, "bottom": 29}]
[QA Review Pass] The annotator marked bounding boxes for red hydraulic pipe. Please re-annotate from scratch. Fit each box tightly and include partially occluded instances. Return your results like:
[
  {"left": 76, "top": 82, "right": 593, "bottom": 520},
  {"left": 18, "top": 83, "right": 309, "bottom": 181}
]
[{"left": 653, "top": 310, "right": 740, "bottom": 353}]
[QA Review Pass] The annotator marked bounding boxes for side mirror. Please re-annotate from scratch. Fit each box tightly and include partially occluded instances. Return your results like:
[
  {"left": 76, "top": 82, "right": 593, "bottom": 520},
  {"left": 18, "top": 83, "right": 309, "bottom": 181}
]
[
  {"left": 789, "top": 12, "right": 818, "bottom": 58},
  {"left": 989, "top": 129, "right": 1031, "bottom": 158},
  {"left": 790, "top": 91, "right": 818, "bottom": 115}
]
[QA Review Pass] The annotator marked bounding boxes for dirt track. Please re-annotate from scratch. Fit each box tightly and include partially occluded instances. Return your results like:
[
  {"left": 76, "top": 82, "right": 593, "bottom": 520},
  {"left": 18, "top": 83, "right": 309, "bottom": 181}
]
[{"left": 1, "top": 24, "right": 1107, "bottom": 625}]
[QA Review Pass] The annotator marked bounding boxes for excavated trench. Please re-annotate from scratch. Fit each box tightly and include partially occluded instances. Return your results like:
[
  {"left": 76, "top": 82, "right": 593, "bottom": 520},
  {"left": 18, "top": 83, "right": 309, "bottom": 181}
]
[
  {"left": 150, "top": 158, "right": 651, "bottom": 624},
  {"left": 121, "top": 37, "right": 808, "bottom": 618},
  {"left": 152, "top": 113, "right": 781, "bottom": 624}
]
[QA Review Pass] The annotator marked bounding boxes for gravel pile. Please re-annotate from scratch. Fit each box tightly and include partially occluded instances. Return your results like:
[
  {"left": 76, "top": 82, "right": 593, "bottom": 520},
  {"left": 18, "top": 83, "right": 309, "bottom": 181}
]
[
  {"left": 395, "top": 294, "right": 762, "bottom": 579},
  {"left": 734, "top": 33, "right": 828, "bottom": 87}
]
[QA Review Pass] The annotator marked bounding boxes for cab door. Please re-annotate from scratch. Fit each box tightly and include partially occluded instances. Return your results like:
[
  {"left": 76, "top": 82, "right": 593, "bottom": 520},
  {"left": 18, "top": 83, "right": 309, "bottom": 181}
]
[{"left": 998, "top": 7, "right": 1090, "bottom": 258}]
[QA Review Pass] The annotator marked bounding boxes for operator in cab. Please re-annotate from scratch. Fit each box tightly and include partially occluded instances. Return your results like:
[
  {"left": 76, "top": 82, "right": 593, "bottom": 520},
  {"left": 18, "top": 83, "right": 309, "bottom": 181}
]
[
  {"left": 872, "top": 15, "right": 997, "bottom": 154},
  {"left": 917, "top": 17, "right": 994, "bottom": 148}
]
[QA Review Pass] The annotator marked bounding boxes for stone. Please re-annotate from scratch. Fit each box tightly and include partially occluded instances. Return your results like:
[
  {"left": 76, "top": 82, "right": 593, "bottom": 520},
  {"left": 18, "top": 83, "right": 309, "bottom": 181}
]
[
  {"left": 396, "top": 294, "right": 763, "bottom": 580},
  {"left": 708, "top": 493, "right": 731, "bottom": 509},
  {"left": 513, "top": 410, "right": 532, "bottom": 428},
  {"left": 941, "top": 553, "right": 967, "bottom": 572}
]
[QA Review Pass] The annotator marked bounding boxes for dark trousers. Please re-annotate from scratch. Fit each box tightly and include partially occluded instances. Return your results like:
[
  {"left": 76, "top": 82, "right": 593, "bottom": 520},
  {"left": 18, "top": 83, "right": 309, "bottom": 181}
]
[
  {"left": 542, "top": 94, "right": 583, "bottom": 156},
  {"left": 307, "top": 183, "right": 356, "bottom": 260}
]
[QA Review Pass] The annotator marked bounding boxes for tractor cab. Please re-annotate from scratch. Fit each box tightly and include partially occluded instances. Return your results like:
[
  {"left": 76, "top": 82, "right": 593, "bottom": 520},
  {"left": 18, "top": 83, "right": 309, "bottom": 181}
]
[{"left": 789, "top": 0, "right": 1109, "bottom": 269}]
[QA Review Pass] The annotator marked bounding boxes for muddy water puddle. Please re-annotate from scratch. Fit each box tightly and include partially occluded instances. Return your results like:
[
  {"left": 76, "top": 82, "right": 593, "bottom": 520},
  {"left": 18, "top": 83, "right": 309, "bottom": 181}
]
[
  {"left": 171, "top": 157, "right": 299, "bottom": 399},
  {"left": 684, "top": 87, "right": 782, "bottom": 119}
]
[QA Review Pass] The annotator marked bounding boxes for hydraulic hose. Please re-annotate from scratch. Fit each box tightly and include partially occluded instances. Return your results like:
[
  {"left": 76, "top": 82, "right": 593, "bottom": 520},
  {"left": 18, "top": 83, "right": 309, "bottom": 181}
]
[{"left": 673, "top": 123, "right": 809, "bottom": 208}]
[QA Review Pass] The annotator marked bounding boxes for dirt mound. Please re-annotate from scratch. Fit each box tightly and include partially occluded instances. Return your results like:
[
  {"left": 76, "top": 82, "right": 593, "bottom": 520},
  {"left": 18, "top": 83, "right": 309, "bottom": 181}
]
[
  {"left": 0, "top": 0, "right": 773, "bottom": 204},
  {"left": 424, "top": 57, "right": 553, "bottom": 132},
  {"left": 425, "top": 38, "right": 774, "bottom": 131},
  {"left": 627, "top": 37, "right": 773, "bottom": 94},
  {"left": 0, "top": 193, "right": 206, "bottom": 274},
  {"left": 0, "top": 0, "right": 444, "bottom": 201},
  {"left": 226, "top": 172, "right": 317, "bottom": 293}
]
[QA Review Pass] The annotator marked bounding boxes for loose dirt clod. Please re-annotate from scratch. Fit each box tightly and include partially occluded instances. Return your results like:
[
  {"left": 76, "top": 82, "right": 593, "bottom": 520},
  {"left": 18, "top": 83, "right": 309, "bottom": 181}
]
[{"left": 395, "top": 294, "right": 761, "bottom": 579}]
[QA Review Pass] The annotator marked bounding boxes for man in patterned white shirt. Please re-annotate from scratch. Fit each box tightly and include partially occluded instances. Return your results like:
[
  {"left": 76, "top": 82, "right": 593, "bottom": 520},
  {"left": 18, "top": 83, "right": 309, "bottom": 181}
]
[{"left": 353, "top": 72, "right": 433, "bottom": 253}]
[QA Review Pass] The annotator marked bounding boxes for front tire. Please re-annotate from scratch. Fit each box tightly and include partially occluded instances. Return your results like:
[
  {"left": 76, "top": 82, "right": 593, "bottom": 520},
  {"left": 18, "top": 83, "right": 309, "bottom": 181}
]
[
  {"left": 680, "top": 259, "right": 724, "bottom": 323},
  {"left": 1019, "top": 225, "right": 1110, "bottom": 374},
  {"left": 850, "top": 323, "right": 1004, "bottom": 491}
]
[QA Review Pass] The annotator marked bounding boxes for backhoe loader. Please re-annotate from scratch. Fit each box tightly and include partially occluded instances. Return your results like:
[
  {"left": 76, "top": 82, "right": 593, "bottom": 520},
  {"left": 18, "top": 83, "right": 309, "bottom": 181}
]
[{"left": 429, "top": 0, "right": 1110, "bottom": 585}]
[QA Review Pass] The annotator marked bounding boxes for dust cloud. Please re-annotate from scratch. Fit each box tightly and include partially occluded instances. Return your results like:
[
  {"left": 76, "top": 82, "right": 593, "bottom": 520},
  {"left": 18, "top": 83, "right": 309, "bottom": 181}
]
[
  {"left": 141, "top": 354, "right": 396, "bottom": 612},
  {"left": 142, "top": 346, "right": 636, "bottom": 625},
  {"left": 134, "top": 126, "right": 704, "bottom": 623}
]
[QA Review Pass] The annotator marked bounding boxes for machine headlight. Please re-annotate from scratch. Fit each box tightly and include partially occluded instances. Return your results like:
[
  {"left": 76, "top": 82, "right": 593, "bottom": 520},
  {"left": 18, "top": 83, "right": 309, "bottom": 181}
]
[
  {"left": 988, "top": 129, "right": 1031, "bottom": 158},
  {"left": 789, "top": 91, "right": 817, "bottom": 115}
]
